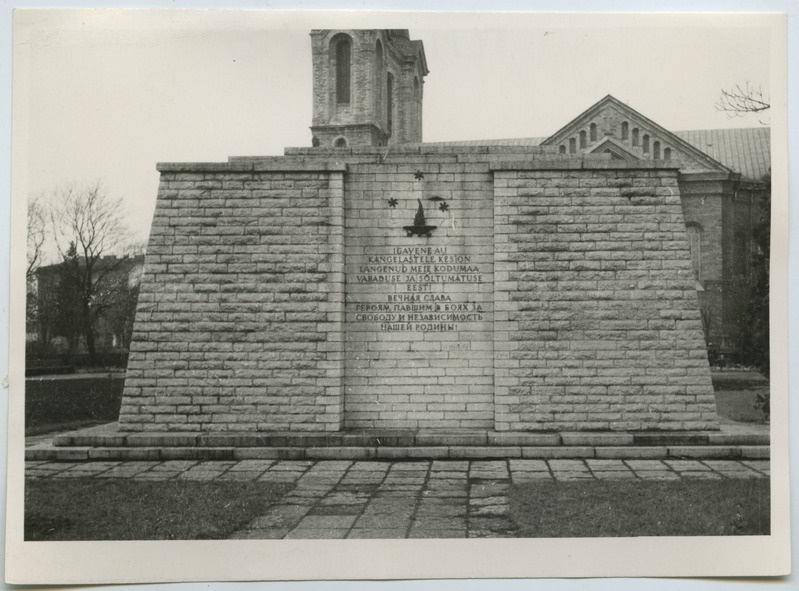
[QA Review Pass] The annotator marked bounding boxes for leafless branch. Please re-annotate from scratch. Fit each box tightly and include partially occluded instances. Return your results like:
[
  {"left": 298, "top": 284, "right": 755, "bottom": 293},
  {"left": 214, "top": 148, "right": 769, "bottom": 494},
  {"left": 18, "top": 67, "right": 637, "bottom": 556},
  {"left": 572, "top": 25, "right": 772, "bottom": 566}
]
[
  {"left": 715, "top": 82, "right": 770, "bottom": 117},
  {"left": 26, "top": 195, "right": 48, "bottom": 278},
  {"left": 51, "top": 181, "right": 131, "bottom": 262}
]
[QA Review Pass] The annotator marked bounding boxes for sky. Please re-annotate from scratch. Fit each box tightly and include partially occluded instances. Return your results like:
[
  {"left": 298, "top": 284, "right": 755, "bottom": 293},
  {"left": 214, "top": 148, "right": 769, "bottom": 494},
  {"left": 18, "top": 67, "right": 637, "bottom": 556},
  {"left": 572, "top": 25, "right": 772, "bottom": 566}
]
[{"left": 13, "top": 10, "right": 776, "bottom": 259}]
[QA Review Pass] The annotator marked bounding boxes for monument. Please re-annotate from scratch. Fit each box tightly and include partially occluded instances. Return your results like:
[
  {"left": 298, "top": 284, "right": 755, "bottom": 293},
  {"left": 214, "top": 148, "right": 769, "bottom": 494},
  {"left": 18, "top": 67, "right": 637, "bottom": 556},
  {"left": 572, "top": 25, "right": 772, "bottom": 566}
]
[{"left": 116, "top": 29, "right": 719, "bottom": 436}]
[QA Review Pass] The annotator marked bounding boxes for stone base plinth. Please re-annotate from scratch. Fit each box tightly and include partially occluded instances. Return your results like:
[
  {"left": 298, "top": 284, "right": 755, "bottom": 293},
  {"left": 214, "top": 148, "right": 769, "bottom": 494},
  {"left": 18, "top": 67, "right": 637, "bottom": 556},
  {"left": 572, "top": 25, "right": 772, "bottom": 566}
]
[{"left": 27, "top": 422, "right": 768, "bottom": 462}]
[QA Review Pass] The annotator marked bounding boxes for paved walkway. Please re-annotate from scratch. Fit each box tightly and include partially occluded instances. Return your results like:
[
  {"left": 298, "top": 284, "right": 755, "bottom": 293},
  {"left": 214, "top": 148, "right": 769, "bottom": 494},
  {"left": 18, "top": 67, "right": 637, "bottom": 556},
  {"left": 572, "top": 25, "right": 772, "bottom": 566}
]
[{"left": 26, "top": 457, "right": 770, "bottom": 539}]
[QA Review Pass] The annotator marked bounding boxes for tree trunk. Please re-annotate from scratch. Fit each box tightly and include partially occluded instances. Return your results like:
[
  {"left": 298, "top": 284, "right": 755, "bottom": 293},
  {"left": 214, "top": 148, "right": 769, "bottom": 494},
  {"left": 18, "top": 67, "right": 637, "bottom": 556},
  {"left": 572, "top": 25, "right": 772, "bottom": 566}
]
[
  {"left": 85, "top": 327, "right": 97, "bottom": 365},
  {"left": 83, "top": 301, "right": 97, "bottom": 364}
]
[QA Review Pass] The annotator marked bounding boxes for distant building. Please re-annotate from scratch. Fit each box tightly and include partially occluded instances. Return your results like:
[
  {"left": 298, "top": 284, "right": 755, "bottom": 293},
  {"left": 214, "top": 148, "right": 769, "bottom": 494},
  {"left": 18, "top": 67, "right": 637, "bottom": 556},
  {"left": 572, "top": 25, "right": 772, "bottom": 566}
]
[
  {"left": 432, "top": 96, "right": 770, "bottom": 361},
  {"left": 33, "top": 254, "right": 145, "bottom": 354}
]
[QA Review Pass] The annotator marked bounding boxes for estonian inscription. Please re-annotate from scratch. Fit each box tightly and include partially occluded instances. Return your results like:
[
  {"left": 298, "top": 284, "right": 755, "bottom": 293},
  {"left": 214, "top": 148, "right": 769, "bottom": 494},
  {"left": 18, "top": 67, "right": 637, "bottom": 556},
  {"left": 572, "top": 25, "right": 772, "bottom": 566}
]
[{"left": 350, "top": 246, "right": 486, "bottom": 331}]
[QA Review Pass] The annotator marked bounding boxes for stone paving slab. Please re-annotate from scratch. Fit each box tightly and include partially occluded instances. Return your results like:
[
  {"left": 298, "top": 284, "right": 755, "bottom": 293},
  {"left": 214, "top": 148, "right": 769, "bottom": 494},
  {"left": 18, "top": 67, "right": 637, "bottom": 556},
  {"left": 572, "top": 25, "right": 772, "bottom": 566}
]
[
  {"left": 25, "top": 457, "right": 770, "bottom": 540},
  {"left": 295, "top": 515, "right": 357, "bottom": 529},
  {"left": 511, "top": 472, "right": 554, "bottom": 482},
  {"left": 624, "top": 459, "right": 672, "bottom": 470},
  {"left": 586, "top": 459, "right": 628, "bottom": 471},
  {"left": 632, "top": 470, "right": 681, "bottom": 480},
  {"left": 592, "top": 470, "right": 637, "bottom": 480}
]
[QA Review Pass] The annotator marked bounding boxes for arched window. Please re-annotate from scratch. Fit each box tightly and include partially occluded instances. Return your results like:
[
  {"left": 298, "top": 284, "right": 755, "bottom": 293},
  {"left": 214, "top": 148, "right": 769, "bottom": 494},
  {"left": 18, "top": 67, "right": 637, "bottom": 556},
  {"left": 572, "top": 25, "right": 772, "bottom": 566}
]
[
  {"left": 664, "top": 147, "right": 671, "bottom": 160},
  {"left": 621, "top": 121, "right": 629, "bottom": 140},
  {"left": 312, "top": 136, "right": 320, "bottom": 147},
  {"left": 632, "top": 128, "right": 639, "bottom": 146},
  {"left": 579, "top": 130, "right": 587, "bottom": 148},
  {"left": 559, "top": 145, "right": 566, "bottom": 154},
  {"left": 642, "top": 134, "right": 650, "bottom": 153},
  {"left": 374, "top": 40, "right": 384, "bottom": 120},
  {"left": 686, "top": 224, "right": 702, "bottom": 281},
  {"left": 333, "top": 35, "right": 352, "bottom": 104},
  {"left": 653, "top": 141, "right": 661, "bottom": 160},
  {"left": 334, "top": 137, "right": 347, "bottom": 148},
  {"left": 569, "top": 137, "right": 576, "bottom": 154},
  {"left": 589, "top": 122, "right": 597, "bottom": 142}
]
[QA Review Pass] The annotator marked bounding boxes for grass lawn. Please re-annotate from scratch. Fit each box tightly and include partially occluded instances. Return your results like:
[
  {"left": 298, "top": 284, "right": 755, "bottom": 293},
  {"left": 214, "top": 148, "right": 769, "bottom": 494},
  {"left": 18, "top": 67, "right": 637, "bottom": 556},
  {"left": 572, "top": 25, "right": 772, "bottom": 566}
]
[
  {"left": 25, "top": 479, "right": 288, "bottom": 541},
  {"left": 714, "top": 389, "right": 769, "bottom": 422},
  {"left": 711, "top": 371, "right": 769, "bottom": 423},
  {"left": 509, "top": 479, "right": 769, "bottom": 537},
  {"left": 25, "top": 376, "right": 124, "bottom": 434}
]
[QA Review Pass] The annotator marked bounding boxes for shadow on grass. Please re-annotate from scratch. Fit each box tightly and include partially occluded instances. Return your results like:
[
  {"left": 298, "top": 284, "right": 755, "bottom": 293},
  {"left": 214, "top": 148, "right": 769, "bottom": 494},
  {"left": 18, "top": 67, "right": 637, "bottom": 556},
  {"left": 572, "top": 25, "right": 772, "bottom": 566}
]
[
  {"left": 509, "top": 478, "right": 770, "bottom": 537},
  {"left": 714, "top": 389, "right": 769, "bottom": 423},
  {"left": 25, "top": 376, "right": 124, "bottom": 434},
  {"left": 25, "top": 479, "right": 289, "bottom": 541}
]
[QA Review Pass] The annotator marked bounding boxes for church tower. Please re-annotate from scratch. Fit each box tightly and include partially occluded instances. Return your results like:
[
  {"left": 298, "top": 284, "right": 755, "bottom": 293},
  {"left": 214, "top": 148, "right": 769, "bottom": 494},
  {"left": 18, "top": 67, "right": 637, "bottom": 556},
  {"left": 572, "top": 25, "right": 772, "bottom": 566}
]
[{"left": 309, "top": 29, "right": 428, "bottom": 148}]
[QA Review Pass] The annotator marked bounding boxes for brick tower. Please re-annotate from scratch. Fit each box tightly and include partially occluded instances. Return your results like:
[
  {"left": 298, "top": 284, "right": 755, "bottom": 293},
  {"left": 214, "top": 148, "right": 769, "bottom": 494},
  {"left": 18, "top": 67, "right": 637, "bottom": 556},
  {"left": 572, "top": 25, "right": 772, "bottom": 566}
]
[{"left": 310, "top": 29, "right": 428, "bottom": 148}]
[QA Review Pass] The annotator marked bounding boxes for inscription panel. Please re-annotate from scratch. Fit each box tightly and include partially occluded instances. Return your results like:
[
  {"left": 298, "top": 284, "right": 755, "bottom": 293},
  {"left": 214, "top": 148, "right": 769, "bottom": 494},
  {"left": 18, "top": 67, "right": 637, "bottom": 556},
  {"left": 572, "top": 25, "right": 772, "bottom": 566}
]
[
  {"left": 352, "top": 246, "right": 486, "bottom": 332},
  {"left": 343, "top": 161, "right": 494, "bottom": 429}
]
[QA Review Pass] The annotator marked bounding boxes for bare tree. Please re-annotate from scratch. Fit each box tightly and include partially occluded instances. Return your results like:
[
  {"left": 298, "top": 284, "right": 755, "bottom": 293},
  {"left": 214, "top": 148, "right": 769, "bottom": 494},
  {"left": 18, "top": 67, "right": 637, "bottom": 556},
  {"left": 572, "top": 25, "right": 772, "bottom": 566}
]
[
  {"left": 715, "top": 82, "right": 770, "bottom": 118},
  {"left": 26, "top": 195, "right": 48, "bottom": 279},
  {"left": 26, "top": 196, "right": 50, "bottom": 346},
  {"left": 50, "top": 181, "right": 133, "bottom": 363}
]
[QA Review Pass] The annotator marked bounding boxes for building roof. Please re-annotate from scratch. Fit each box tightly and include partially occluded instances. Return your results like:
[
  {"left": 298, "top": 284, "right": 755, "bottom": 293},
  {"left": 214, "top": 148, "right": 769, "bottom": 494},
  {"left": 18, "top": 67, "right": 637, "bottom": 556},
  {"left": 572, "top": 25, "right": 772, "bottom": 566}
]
[
  {"left": 540, "top": 95, "right": 733, "bottom": 175},
  {"left": 426, "top": 127, "right": 769, "bottom": 182},
  {"left": 425, "top": 94, "right": 770, "bottom": 182},
  {"left": 425, "top": 137, "right": 547, "bottom": 147},
  {"left": 673, "top": 127, "right": 770, "bottom": 182}
]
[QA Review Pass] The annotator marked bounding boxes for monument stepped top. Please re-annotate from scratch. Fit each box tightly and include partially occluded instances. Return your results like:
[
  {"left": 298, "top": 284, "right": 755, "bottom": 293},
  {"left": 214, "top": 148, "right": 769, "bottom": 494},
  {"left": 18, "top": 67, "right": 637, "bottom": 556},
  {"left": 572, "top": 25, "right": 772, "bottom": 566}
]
[{"left": 154, "top": 149, "right": 684, "bottom": 173}]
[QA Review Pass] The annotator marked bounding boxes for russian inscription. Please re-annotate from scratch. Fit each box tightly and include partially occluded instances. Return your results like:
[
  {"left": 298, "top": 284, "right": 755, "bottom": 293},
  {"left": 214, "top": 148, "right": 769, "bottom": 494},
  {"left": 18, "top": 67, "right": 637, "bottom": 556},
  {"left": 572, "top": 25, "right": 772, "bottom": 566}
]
[{"left": 349, "top": 246, "right": 487, "bottom": 332}]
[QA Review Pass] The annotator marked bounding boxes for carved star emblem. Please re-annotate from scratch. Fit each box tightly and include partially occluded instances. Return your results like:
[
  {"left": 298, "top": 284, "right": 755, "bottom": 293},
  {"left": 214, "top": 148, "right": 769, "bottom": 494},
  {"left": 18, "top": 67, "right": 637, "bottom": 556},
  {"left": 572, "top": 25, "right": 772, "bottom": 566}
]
[
  {"left": 438, "top": 202, "right": 449, "bottom": 212},
  {"left": 388, "top": 198, "right": 398, "bottom": 208},
  {"left": 414, "top": 171, "right": 424, "bottom": 180}
]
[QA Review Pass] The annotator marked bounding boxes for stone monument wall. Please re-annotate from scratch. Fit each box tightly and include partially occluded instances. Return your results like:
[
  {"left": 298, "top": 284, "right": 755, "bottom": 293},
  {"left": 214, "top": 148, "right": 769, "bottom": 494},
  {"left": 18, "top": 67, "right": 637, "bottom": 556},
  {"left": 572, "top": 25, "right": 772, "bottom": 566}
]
[
  {"left": 118, "top": 146, "right": 718, "bottom": 433},
  {"left": 118, "top": 160, "right": 346, "bottom": 432},
  {"left": 492, "top": 163, "right": 718, "bottom": 430},
  {"left": 342, "top": 154, "right": 494, "bottom": 429}
]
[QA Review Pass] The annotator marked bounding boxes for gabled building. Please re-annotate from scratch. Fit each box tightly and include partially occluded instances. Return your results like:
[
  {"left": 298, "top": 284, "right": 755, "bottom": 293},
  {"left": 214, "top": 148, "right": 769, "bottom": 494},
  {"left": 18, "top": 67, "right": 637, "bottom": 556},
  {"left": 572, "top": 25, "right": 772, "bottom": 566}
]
[
  {"left": 432, "top": 95, "right": 770, "bottom": 361},
  {"left": 541, "top": 95, "right": 770, "bottom": 361}
]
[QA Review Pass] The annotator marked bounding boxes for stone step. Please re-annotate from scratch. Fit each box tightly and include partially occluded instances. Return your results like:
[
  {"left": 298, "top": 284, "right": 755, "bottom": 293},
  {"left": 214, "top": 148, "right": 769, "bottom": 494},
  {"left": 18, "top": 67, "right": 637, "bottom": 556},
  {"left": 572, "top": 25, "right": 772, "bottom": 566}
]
[
  {"left": 51, "top": 426, "right": 769, "bottom": 449},
  {"left": 27, "top": 442, "right": 769, "bottom": 462}
]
